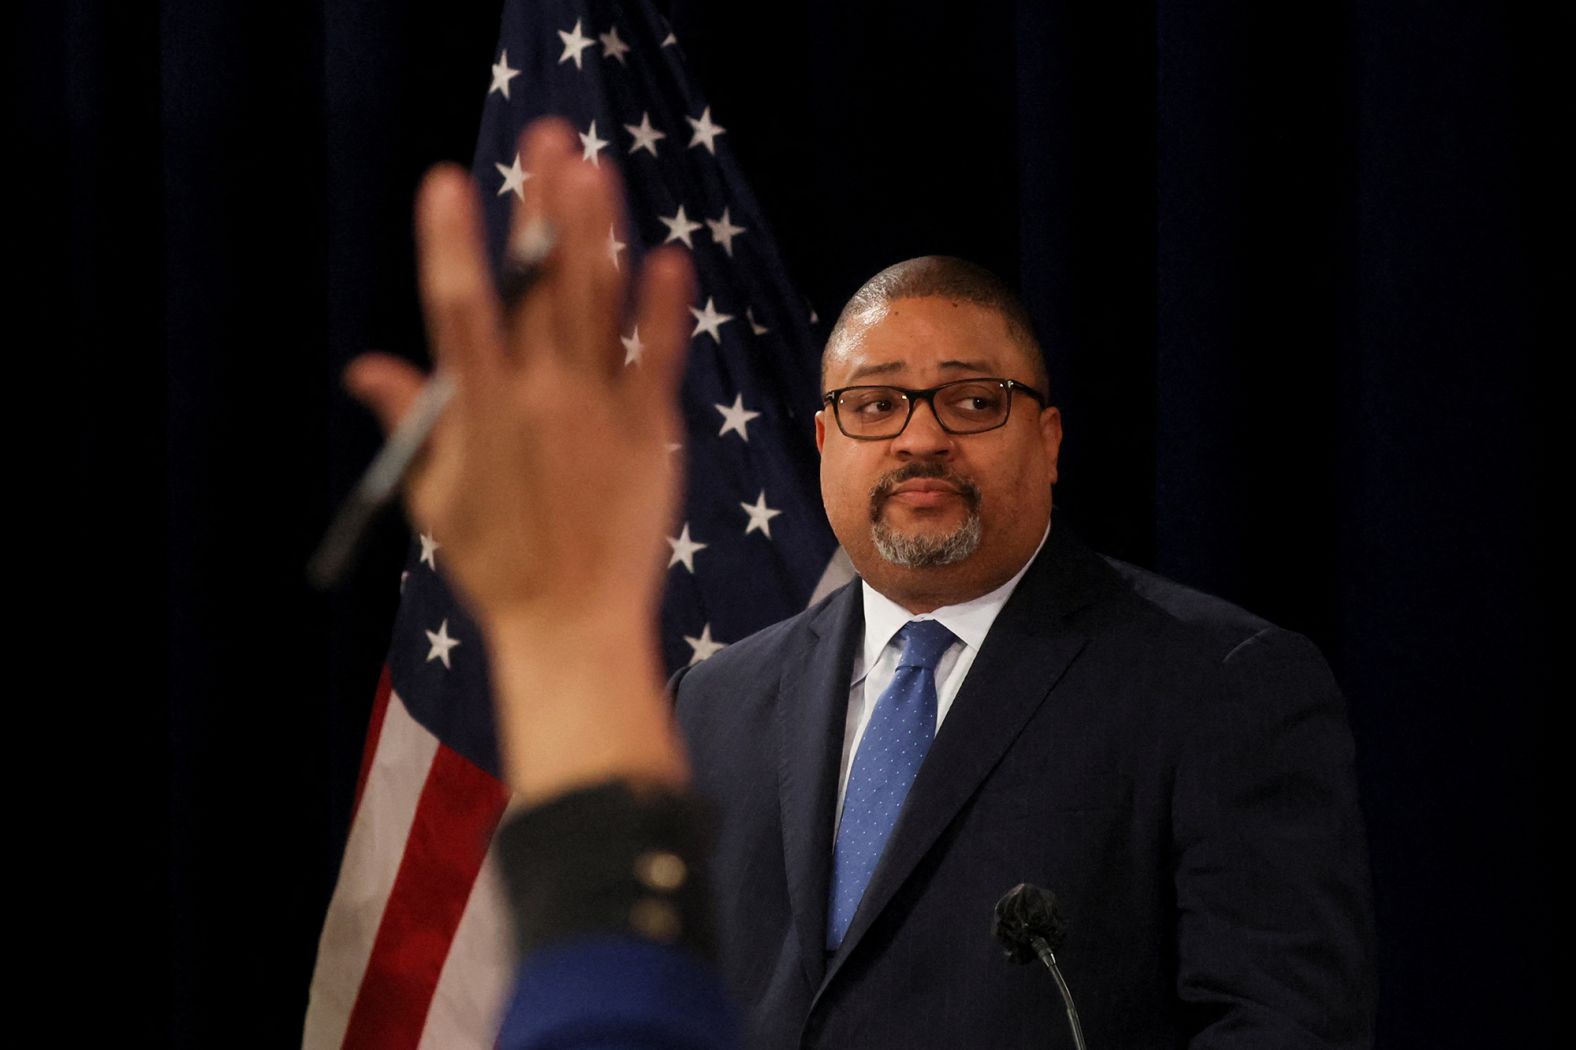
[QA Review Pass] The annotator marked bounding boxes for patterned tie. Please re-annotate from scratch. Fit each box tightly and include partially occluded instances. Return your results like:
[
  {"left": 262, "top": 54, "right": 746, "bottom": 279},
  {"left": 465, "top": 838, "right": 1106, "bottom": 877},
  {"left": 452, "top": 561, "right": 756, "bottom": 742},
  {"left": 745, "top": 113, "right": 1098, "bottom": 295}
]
[{"left": 826, "top": 618, "right": 958, "bottom": 949}]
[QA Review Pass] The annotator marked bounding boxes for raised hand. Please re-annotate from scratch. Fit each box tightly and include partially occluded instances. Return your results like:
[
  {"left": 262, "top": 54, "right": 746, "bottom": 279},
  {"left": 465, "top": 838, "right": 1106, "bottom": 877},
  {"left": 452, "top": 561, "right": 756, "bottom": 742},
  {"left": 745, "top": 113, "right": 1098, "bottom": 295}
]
[{"left": 347, "top": 118, "right": 695, "bottom": 798}]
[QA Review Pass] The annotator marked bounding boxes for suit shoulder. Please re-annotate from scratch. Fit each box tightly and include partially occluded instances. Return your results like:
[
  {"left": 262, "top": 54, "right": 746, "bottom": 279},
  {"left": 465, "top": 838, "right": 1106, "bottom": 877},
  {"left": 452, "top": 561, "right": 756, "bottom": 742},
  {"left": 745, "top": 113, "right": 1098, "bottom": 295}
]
[
  {"left": 1092, "top": 558, "right": 1349, "bottom": 748},
  {"left": 1096, "top": 556, "right": 1314, "bottom": 668}
]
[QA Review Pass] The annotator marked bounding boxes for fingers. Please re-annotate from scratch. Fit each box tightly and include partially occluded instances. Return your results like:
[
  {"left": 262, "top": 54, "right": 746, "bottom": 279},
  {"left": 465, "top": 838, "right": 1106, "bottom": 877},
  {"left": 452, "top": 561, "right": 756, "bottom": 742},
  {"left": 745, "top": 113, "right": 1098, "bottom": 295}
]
[
  {"left": 344, "top": 352, "right": 428, "bottom": 435},
  {"left": 547, "top": 158, "right": 625, "bottom": 375},
  {"left": 506, "top": 120, "right": 578, "bottom": 365},
  {"left": 415, "top": 165, "right": 503, "bottom": 390},
  {"left": 415, "top": 116, "right": 688, "bottom": 445},
  {"left": 505, "top": 120, "right": 626, "bottom": 375},
  {"left": 628, "top": 247, "right": 695, "bottom": 435}
]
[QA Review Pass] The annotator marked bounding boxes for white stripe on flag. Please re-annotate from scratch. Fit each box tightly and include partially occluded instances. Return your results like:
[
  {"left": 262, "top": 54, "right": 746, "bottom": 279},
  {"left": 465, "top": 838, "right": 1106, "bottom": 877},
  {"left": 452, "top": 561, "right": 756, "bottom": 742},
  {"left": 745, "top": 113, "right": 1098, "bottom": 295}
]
[
  {"left": 302, "top": 690, "right": 441, "bottom": 1050},
  {"left": 416, "top": 850, "right": 514, "bottom": 1050}
]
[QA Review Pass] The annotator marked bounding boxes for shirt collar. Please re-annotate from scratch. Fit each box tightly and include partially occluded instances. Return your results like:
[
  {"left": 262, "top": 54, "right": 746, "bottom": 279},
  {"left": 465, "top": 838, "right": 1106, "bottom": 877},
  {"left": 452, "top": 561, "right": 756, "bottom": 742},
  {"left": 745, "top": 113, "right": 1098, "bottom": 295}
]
[{"left": 858, "top": 523, "right": 1051, "bottom": 672}]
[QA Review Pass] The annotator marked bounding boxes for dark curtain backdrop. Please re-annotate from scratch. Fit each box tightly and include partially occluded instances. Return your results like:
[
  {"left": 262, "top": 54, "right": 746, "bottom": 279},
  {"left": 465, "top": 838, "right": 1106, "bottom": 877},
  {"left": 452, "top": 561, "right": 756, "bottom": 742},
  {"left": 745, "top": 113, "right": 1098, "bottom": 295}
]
[{"left": 42, "top": 0, "right": 1557, "bottom": 1044}]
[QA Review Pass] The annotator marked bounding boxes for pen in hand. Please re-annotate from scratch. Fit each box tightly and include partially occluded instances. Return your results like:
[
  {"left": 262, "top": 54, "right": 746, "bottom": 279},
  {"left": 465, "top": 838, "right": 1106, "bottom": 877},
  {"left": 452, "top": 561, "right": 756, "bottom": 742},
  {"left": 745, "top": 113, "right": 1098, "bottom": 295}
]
[{"left": 307, "top": 219, "right": 556, "bottom": 590}]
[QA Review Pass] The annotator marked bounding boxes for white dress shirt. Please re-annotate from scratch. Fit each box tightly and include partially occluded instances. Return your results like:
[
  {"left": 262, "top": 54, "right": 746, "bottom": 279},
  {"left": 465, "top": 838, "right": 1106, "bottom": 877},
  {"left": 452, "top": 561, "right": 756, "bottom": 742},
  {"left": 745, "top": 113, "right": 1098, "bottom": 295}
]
[{"left": 833, "top": 526, "right": 1051, "bottom": 830}]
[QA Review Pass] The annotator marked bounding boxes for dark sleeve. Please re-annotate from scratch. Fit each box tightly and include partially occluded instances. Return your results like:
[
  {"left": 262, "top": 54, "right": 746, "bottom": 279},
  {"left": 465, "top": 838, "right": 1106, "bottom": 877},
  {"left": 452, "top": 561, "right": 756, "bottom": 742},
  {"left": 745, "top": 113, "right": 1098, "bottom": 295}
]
[
  {"left": 494, "top": 782, "right": 740, "bottom": 1050},
  {"left": 1171, "top": 628, "right": 1378, "bottom": 1049},
  {"left": 666, "top": 662, "right": 695, "bottom": 709}
]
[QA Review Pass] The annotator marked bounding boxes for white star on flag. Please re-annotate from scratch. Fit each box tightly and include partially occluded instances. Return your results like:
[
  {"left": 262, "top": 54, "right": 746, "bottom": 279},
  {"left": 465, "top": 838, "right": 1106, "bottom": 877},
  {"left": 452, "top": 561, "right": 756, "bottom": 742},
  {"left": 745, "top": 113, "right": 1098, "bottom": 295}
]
[
  {"left": 686, "top": 106, "right": 726, "bottom": 154},
  {"left": 715, "top": 393, "right": 761, "bottom": 441},
  {"left": 608, "top": 224, "right": 626, "bottom": 269},
  {"left": 746, "top": 307, "right": 769, "bottom": 335},
  {"left": 579, "top": 120, "right": 609, "bottom": 165},
  {"left": 667, "top": 523, "right": 707, "bottom": 573},
  {"left": 624, "top": 112, "right": 667, "bottom": 156},
  {"left": 494, "top": 152, "right": 528, "bottom": 199},
  {"left": 684, "top": 623, "right": 727, "bottom": 665},
  {"left": 690, "top": 297, "right": 735, "bottom": 342},
  {"left": 705, "top": 208, "right": 747, "bottom": 256},
  {"left": 740, "top": 490, "right": 784, "bottom": 538},
  {"left": 424, "top": 619, "right": 460, "bottom": 669},
  {"left": 659, "top": 204, "right": 703, "bottom": 248},
  {"left": 599, "top": 26, "right": 631, "bottom": 64},
  {"left": 621, "top": 325, "right": 644, "bottom": 366},
  {"left": 418, "top": 532, "right": 441, "bottom": 569},
  {"left": 489, "top": 50, "right": 521, "bottom": 99},
  {"left": 558, "top": 19, "right": 595, "bottom": 69}
]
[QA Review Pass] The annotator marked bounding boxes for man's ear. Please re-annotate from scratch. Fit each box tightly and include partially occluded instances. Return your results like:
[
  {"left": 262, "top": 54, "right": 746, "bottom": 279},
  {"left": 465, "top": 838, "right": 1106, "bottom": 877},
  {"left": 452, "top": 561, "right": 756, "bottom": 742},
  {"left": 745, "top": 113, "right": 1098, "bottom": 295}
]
[
  {"left": 1040, "top": 406, "right": 1062, "bottom": 486},
  {"left": 815, "top": 409, "right": 827, "bottom": 455}
]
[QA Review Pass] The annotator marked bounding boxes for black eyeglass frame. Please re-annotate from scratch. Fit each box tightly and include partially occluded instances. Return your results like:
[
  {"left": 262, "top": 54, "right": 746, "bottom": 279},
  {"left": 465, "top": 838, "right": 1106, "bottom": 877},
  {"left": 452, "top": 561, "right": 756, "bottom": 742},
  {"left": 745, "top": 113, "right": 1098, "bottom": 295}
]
[{"left": 821, "top": 377, "right": 1048, "bottom": 440}]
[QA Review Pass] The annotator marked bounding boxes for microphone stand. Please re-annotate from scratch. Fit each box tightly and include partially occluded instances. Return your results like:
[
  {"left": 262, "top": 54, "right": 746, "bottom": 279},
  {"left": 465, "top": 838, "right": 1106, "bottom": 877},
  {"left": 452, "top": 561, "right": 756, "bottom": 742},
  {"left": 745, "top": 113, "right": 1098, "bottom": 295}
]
[{"left": 1026, "top": 933, "right": 1086, "bottom": 1050}]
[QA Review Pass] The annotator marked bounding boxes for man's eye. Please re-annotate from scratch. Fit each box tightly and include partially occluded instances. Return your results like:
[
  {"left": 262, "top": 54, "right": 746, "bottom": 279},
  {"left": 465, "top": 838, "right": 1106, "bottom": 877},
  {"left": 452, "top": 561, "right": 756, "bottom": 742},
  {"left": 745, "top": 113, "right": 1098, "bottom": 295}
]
[
  {"left": 946, "top": 390, "right": 1004, "bottom": 415},
  {"left": 850, "top": 395, "right": 898, "bottom": 417}
]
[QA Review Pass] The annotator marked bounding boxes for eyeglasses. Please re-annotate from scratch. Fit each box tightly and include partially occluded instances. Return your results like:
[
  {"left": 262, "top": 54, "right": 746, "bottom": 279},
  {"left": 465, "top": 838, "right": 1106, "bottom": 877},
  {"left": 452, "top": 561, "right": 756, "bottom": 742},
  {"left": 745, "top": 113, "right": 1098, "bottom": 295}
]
[{"left": 822, "top": 378, "right": 1046, "bottom": 440}]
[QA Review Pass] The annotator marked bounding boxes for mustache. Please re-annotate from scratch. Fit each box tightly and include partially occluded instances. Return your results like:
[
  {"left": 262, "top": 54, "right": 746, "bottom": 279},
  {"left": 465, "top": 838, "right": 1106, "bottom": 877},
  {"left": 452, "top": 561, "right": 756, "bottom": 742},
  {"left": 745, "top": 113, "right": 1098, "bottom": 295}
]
[{"left": 868, "top": 462, "right": 982, "bottom": 521}]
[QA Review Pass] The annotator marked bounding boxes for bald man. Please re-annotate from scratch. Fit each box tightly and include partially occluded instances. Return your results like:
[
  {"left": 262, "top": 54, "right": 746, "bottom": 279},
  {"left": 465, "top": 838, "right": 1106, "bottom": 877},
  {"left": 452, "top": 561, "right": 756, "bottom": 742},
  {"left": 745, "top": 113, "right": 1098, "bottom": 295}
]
[{"left": 672, "top": 257, "right": 1375, "bottom": 1050}]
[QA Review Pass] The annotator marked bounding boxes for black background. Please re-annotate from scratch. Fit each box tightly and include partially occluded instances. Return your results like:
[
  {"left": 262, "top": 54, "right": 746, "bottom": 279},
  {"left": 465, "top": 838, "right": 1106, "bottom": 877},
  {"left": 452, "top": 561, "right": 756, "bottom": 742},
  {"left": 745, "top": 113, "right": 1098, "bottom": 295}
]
[{"left": 34, "top": 0, "right": 1559, "bottom": 1044}]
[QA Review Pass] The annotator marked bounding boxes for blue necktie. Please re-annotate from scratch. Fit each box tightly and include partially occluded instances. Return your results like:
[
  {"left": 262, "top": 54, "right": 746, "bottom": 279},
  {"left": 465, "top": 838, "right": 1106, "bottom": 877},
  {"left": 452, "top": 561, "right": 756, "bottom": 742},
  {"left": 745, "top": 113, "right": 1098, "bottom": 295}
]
[{"left": 827, "top": 619, "right": 958, "bottom": 949}]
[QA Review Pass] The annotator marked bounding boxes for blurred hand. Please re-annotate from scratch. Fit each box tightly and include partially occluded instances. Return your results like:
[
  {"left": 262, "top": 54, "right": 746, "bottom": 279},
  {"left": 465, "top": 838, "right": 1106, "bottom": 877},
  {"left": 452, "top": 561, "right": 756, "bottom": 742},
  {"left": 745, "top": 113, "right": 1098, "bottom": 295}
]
[
  {"left": 346, "top": 118, "right": 694, "bottom": 797},
  {"left": 348, "top": 118, "right": 693, "bottom": 633}
]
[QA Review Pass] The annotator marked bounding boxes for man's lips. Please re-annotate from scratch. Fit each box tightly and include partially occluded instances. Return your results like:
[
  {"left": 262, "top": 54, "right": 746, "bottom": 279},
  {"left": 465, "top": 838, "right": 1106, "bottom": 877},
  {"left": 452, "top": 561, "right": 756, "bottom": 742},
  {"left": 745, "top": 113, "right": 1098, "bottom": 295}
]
[
  {"left": 869, "top": 465, "right": 981, "bottom": 521},
  {"left": 887, "top": 479, "right": 963, "bottom": 507}
]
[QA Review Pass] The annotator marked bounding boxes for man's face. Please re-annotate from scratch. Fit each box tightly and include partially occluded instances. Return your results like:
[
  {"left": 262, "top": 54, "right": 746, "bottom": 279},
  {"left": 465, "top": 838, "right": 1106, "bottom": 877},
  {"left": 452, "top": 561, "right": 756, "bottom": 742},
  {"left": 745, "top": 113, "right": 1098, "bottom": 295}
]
[{"left": 815, "top": 296, "right": 1063, "bottom": 610}]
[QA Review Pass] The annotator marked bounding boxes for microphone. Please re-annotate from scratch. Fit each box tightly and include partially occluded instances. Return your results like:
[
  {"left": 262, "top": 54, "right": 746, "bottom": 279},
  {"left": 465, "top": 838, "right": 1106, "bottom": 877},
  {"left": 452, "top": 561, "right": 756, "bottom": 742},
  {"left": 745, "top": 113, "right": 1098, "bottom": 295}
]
[{"left": 992, "top": 884, "right": 1088, "bottom": 1050}]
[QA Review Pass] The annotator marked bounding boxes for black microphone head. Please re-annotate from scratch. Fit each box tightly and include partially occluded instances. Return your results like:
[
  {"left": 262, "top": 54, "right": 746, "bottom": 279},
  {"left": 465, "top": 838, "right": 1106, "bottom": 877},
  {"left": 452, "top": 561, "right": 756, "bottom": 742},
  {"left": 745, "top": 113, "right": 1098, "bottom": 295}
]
[{"left": 991, "top": 883, "right": 1068, "bottom": 964}]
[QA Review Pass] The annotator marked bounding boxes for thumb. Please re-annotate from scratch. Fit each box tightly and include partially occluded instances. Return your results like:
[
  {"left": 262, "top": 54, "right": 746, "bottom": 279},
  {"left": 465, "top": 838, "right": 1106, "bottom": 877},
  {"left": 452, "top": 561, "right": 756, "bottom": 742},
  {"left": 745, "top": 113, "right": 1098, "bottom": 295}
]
[{"left": 345, "top": 352, "right": 428, "bottom": 434}]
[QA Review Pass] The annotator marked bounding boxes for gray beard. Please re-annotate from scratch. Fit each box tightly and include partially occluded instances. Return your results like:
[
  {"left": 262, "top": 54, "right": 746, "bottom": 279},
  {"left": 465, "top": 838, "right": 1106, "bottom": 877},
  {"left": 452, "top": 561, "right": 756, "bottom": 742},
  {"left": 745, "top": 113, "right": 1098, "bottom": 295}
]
[
  {"left": 870, "top": 510, "right": 982, "bottom": 567},
  {"left": 866, "top": 462, "right": 984, "bottom": 568}
]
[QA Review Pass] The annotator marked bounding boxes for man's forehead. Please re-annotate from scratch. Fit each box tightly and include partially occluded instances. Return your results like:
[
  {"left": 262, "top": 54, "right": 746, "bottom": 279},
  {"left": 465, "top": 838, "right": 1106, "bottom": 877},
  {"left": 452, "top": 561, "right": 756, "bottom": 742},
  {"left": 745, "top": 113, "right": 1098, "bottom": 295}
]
[
  {"left": 841, "top": 356, "right": 1001, "bottom": 383},
  {"left": 824, "top": 296, "right": 1023, "bottom": 384}
]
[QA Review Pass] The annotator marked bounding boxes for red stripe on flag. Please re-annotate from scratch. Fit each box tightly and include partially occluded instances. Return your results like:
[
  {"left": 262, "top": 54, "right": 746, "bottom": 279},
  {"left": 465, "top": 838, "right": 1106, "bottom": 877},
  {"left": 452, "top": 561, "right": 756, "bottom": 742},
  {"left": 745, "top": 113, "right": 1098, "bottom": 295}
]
[
  {"left": 340, "top": 743, "right": 509, "bottom": 1050},
  {"left": 351, "top": 667, "right": 395, "bottom": 821}
]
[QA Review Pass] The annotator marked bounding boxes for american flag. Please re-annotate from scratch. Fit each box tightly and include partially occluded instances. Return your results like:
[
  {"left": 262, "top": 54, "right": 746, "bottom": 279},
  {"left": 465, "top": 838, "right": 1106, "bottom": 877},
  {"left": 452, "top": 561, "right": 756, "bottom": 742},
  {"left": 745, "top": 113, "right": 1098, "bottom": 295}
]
[{"left": 303, "top": 1, "right": 847, "bottom": 1045}]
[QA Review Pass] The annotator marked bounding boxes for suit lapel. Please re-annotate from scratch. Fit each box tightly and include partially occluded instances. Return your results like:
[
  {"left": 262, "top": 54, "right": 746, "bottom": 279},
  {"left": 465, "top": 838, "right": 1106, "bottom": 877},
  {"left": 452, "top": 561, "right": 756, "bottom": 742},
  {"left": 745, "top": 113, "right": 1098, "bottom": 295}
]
[
  {"left": 775, "top": 581, "right": 864, "bottom": 991},
  {"left": 819, "top": 527, "right": 1107, "bottom": 987}
]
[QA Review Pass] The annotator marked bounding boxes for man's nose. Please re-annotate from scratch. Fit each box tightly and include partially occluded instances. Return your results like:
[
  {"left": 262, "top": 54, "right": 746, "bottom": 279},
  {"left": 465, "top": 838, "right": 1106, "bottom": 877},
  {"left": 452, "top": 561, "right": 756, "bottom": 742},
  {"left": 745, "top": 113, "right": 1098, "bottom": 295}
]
[{"left": 890, "top": 397, "right": 954, "bottom": 457}]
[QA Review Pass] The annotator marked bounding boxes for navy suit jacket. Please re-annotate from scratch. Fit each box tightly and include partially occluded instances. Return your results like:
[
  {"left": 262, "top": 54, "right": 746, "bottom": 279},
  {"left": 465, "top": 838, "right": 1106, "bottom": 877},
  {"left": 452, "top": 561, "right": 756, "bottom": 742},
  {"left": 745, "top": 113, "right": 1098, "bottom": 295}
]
[{"left": 673, "top": 527, "right": 1375, "bottom": 1049}]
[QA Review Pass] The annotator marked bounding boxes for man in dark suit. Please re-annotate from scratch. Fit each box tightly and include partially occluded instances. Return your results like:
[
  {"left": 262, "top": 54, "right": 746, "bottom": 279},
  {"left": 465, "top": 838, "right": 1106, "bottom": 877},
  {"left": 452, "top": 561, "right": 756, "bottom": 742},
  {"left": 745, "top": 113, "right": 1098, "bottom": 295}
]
[
  {"left": 673, "top": 257, "right": 1376, "bottom": 1049},
  {"left": 360, "top": 118, "right": 1372, "bottom": 1047}
]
